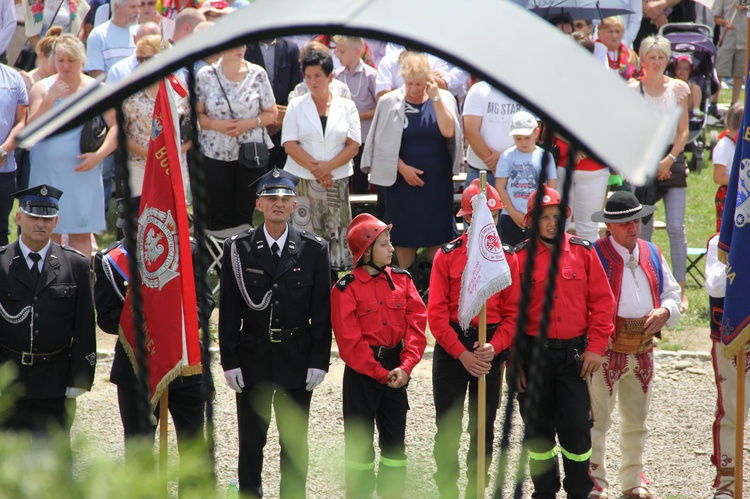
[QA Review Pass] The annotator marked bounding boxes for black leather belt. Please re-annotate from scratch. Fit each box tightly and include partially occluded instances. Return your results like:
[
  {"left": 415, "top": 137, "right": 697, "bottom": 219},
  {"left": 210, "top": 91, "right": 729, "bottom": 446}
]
[
  {"left": 371, "top": 339, "right": 404, "bottom": 359},
  {"left": 0, "top": 344, "right": 70, "bottom": 366},
  {"left": 544, "top": 335, "right": 586, "bottom": 350},
  {"left": 450, "top": 321, "right": 499, "bottom": 339},
  {"left": 249, "top": 325, "right": 310, "bottom": 343}
]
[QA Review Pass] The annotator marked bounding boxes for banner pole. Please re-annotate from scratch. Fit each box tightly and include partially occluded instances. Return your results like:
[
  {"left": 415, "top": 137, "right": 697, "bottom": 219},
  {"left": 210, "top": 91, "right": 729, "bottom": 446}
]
[
  {"left": 477, "top": 170, "right": 488, "bottom": 499},
  {"left": 159, "top": 390, "right": 169, "bottom": 484},
  {"left": 735, "top": 349, "right": 745, "bottom": 499}
]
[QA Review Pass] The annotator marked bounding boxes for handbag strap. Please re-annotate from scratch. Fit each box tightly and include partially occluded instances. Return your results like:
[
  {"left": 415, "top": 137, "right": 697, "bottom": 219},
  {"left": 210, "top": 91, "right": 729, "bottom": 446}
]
[
  {"left": 48, "top": 0, "right": 67, "bottom": 32},
  {"left": 212, "top": 65, "right": 242, "bottom": 146},
  {"left": 211, "top": 65, "right": 267, "bottom": 148}
]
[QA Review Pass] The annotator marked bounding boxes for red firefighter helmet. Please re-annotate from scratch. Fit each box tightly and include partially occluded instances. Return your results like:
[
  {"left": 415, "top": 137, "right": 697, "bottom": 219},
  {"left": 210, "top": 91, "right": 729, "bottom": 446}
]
[
  {"left": 346, "top": 213, "right": 393, "bottom": 265},
  {"left": 456, "top": 179, "right": 503, "bottom": 217},
  {"left": 524, "top": 185, "right": 571, "bottom": 227}
]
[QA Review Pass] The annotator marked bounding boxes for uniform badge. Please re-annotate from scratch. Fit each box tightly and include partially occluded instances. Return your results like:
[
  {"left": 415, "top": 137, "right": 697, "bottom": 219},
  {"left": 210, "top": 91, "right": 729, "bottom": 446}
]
[
  {"left": 137, "top": 207, "right": 180, "bottom": 290},
  {"left": 86, "top": 353, "right": 97, "bottom": 366},
  {"left": 272, "top": 169, "right": 280, "bottom": 178},
  {"left": 40, "top": 185, "right": 48, "bottom": 196}
]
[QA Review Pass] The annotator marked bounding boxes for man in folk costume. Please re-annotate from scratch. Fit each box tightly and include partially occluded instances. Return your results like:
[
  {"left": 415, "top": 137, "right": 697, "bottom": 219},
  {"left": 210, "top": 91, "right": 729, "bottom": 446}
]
[
  {"left": 589, "top": 191, "right": 681, "bottom": 499},
  {"left": 704, "top": 231, "right": 750, "bottom": 499},
  {"left": 428, "top": 179, "right": 519, "bottom": 499},
  {"left": 511, "top": 185, "right": 614, "bottom": 499},
  {"left": 219, "top": 167, "right": 332, "bottom": 498},
  {"left": 93, "top": 197, "right": 214, "bottom": 463}
]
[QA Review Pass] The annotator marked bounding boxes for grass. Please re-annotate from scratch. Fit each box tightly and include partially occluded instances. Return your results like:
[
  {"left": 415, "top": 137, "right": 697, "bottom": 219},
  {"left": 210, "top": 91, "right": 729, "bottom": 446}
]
[{"left": 648, "top": 88, "right": 739, "bottom": 333}]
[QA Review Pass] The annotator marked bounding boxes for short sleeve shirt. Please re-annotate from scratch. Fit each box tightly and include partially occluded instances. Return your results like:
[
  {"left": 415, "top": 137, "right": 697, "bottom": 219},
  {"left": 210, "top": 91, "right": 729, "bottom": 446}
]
[
  {"left": 84, "top": 21, "right": 137, "bottom": 74},
  {"left": 196, "top": 61, "right": 276, "bottom": 162},
  {"left": 712, "top": 136, "right": 735, "bottom": 177},
  {"left": 462, "top": 82, "right": 525, "bottom": 167},
  {"left": 497, "top": 146, "right": 557, "bottom": 214},
  {"left": 0, "top": 64, "right": 29, "bottom": 173}
]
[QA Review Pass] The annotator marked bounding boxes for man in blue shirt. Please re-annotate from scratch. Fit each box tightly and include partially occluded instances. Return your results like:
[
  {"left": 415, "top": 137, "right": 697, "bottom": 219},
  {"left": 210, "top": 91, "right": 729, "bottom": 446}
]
[{"left": 0, "top": 62, "right": 28, "bottom": 245}]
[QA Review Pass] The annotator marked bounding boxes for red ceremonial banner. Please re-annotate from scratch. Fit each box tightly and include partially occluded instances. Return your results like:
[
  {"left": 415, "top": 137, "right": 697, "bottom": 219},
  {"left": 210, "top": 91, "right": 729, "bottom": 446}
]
[{"left": 119, "top": 77, "right": 201, "bottom": 408}]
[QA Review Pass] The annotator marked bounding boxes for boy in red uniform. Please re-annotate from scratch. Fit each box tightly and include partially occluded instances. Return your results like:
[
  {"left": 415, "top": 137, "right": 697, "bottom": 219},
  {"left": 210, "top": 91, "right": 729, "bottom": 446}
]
[
  {"left": 331, "top": 213, "right": 427, "bottom": 498},
  {"left": 512, "top": 186, "right": 614, "bottom": 499},
  {"left": 428, "top": 179, "right": 520, "bottom": 498}
]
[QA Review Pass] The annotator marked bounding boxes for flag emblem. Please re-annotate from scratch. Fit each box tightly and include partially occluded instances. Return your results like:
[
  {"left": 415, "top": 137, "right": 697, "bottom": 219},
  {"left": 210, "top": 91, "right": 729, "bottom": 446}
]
[{"left": 137, "top": 206, "right": 179, "bottom": 290}]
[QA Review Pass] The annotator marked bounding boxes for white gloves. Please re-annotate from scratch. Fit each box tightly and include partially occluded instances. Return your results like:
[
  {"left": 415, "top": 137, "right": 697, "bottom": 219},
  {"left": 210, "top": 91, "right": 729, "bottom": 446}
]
[
  {"left": 224, "top": 368, "right": 245, "bottom": 393},
  {"left": 305, "top": 368, "right": 326, "bottom": 391},
  {"left": 65, "top": 387, "right": 87, "bottom": 398}
]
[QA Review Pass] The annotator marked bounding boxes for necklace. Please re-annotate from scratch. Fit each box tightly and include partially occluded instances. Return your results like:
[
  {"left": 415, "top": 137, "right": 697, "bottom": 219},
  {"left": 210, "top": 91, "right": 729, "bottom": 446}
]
[
  {"left": 626, "top": 254, "right": 640, "bottom": 290},
  {"left": 340, "top": 66, "right": 364, "bottom": 97}
]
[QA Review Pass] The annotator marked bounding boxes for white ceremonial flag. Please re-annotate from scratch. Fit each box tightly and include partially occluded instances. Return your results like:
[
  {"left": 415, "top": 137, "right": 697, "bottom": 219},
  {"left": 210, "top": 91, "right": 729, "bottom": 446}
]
[{"left": 457, "top": 191, "right": 513, "bottom": 330}]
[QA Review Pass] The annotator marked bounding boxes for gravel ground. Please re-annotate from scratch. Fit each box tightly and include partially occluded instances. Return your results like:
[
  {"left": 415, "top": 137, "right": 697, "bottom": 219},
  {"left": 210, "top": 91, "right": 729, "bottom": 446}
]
[{"left": 70, "top": 346, "right": 750, "bottom": 499}]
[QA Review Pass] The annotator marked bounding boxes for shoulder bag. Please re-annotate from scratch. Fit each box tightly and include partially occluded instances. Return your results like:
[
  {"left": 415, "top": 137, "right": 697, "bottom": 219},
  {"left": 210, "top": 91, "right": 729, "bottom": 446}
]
[{"left": 213, "top": 66, "right": 269, "bottom": 170}]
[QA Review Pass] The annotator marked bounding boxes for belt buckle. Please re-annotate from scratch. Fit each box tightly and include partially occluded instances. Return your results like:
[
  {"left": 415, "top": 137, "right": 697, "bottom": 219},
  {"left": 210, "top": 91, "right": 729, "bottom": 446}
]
[
  {"left": 269, "top": 328, "right": 282, "bottom": 343},
  {"left": 21, "top": 352, "right": 34, "bottom": 366},
  {"left": 376, "top": 346, "right": 385, "bottom": 358}
]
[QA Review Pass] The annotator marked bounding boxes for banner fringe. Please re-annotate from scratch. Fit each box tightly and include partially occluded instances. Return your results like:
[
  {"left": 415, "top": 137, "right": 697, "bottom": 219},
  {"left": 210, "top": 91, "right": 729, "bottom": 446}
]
[{"left": 723, "top": 325, "right": 750, "bottom": 360}]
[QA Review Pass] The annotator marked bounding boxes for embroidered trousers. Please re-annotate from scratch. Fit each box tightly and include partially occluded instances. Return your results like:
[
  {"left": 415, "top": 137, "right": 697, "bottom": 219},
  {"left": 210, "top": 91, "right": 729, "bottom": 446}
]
[
  {"left": 710, "top": 338, "right": 750, "bottom": 495},
  {"left": 589, "top": 350, "right": 654, "bottom": 494}
]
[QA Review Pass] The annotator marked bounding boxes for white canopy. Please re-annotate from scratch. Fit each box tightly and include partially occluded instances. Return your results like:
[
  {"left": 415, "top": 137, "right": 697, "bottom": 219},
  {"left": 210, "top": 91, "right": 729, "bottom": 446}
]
[{"left": 17, "top": 0, "right": 679, "bottom": 184}]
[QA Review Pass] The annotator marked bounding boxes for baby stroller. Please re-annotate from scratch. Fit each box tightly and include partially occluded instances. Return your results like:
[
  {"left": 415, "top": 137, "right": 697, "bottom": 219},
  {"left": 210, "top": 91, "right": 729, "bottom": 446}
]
[{"left": 660, "top": 23, "right": 720, "bottom": 173}]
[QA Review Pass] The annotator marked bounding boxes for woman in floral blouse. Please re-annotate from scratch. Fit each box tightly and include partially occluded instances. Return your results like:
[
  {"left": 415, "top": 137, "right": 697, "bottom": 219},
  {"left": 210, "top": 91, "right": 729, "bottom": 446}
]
[
  {"left": 122, "top": 35, "right": 191, "bottom": 197},
  {"left": 196, "top": 44, "right": 278, "bottom": 230}
]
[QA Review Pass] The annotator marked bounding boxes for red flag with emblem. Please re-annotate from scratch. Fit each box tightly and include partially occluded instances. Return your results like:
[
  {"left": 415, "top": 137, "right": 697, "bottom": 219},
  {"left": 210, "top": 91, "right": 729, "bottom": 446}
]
[{"left": 119, "top": 76, "right": 201, "bottom": 408}]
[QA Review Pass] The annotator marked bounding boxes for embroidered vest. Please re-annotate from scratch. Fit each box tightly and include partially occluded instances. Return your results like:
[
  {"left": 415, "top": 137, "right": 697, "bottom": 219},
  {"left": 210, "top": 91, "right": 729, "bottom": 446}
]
[{"left": 594, "top": 238, "right": 663, "bottom": 323}]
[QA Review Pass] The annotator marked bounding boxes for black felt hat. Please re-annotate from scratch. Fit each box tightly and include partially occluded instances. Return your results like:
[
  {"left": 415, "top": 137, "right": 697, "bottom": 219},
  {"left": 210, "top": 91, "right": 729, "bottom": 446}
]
[{"left": 591, "top": 191, "right": 656, "bottom": 224}]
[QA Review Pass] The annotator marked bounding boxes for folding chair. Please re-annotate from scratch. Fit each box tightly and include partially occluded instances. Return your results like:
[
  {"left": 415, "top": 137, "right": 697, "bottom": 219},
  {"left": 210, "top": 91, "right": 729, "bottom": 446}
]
[
  {"left": 686, "top": 247, "right": 707, "bottom": 287},
  {"left": 204, "top": 224, "right": 252, "bottom": 295}
]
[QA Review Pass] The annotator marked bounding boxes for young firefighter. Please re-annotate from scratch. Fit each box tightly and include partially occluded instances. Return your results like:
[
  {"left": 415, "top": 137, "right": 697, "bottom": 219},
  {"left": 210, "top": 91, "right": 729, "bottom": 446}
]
[
  {"left": 512, "top": 186, "right": 615, "bottom": 499},
  {"left": 331, "top": 213, "right": 427, "bottom": 498},
  {"left": 428, "top": 179, "right": 520, "bottom": 498}
]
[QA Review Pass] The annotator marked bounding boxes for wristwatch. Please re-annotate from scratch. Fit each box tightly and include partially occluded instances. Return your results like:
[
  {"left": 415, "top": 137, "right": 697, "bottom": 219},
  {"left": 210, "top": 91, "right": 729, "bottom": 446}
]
[
  {"left": 432, "top": 95, "right": 442, "bottom": 102},
  {"left": 0, "top": 146, "right": 7, "bottom": 161}
]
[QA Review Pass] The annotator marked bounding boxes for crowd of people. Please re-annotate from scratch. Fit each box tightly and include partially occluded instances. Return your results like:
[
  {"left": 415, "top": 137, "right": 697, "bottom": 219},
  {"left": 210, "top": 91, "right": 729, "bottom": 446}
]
[{"left": 0, "top": 0, "right": 748, "bottom": 498}]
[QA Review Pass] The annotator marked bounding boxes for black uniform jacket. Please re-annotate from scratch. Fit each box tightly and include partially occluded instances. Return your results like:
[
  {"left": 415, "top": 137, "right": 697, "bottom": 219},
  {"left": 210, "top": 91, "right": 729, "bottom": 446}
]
[
  {"left": 93, "top": 239, "right": 215, "bottom": 388},
  {"left": 0, "top": 242, "right": 96, "bottom": 399},
  {"left": 219, "top": 224, "right": 331, "bottom": 391}
]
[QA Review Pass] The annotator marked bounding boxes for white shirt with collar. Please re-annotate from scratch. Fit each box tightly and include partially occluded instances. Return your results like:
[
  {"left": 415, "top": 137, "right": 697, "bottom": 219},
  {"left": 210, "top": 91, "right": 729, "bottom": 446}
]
[
  {"left": 280, "top": 92, "right": 361, "bottom": 181},
  {"left": 263, "top": 224, "right": 289, "bottom": 256},
  {"left": 608, "top": 235, "right": 681, "bottom": 327},
  {"left": 18, "top": 238, "right": 51, "bottom": 272}
]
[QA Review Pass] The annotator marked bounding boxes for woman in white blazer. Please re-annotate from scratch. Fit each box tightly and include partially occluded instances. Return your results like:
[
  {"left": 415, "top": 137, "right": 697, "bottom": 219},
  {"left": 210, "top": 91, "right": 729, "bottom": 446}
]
[{"left": 282, "top": 49, "right": 361, "bottom": 275}]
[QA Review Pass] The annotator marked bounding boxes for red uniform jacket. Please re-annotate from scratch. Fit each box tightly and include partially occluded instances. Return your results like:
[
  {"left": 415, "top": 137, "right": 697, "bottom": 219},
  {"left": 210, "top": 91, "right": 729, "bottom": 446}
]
[
  {"left": 428, "top": 233, "right": 520, "bottom": 359},
  {"left": 331, "top": 266, "right": 427, "bottom": 384},
  {"left": 515, "top": 234, "right": 615, "bottom": 356}
]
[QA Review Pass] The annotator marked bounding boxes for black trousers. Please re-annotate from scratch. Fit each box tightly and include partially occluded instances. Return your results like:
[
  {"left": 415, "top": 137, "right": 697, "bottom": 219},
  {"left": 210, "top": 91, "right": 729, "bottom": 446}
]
[
  {"left": 1, "top": 396, "right": 70, "bottom": 437},
  {"left": 117, "top": 379, "right": 207, "bottom": 495},
  {"left": 499, "top": 215, "right": 528, "bottom": 248},
  {"left": 237, "top": 382, "right": 312, "bottom": 498},
  {"left": 202, "top": 155, "right": 265, "bottom": 231},
  {"left": 350, "top": 144, "right": 370, "bottom": 195},
  {"left": 517, "top": 342, "right": 593, "bottom": 499},
  {"left": 116, "top": 377, "right": 205, "bottom": 459},
  {"left": 433, "top": 342, "right": 505, "bottom": 499},
  {"left": 343, "top": 364, "right": 409, "bottom": 499}
]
